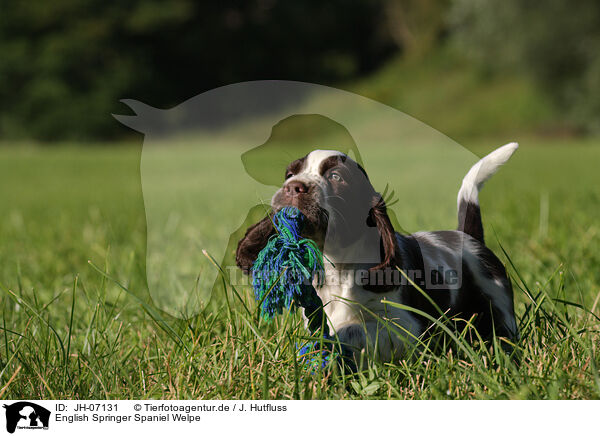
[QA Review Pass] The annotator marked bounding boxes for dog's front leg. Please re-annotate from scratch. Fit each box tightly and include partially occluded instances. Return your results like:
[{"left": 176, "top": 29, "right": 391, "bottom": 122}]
[{"left": 336, "top": 321, "right": 407, "bottom": 365}]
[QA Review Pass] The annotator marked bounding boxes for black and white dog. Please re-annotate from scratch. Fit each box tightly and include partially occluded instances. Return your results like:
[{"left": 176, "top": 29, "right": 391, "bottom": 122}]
[{"left": 237, "top": 143, "right": 519, "bottom": 361}]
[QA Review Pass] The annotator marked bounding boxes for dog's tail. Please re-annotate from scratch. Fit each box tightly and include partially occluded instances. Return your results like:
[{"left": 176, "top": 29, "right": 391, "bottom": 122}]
[{"left": 457, "top": 142, "right": 518, "bottom": 243}]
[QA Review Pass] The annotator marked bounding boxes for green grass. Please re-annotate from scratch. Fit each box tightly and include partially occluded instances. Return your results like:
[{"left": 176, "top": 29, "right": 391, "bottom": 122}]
[{"left": 0, "top": 135, "right": 599, "bottom": 399}]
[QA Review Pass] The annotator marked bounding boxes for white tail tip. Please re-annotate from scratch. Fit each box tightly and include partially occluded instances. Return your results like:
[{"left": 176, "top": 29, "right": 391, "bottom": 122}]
[{"left": 458, "top": 142, "right": 519, "bottom": 206}]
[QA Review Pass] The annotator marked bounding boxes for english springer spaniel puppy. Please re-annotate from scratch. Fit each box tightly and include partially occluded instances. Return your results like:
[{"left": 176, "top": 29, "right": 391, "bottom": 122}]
[{"left": 236, "top": 143, "right": 519, "bottom": 362}]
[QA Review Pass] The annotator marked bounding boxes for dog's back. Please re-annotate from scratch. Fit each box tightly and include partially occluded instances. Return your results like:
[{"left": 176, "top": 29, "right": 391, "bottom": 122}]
[{"left": 400, "top": 143, "right": 520, "bottom": 342}]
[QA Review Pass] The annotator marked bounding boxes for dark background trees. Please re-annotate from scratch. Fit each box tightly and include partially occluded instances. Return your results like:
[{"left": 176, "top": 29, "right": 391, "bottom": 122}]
[{"left": 0, "top": 0, "right": 598, "bottom": 141}]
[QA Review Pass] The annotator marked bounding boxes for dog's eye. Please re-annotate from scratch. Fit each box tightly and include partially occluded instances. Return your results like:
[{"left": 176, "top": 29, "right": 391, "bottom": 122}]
[
  {"left": 328, "top": 171, "right": 342, "bottom": 182},
  {"left": 285, "top": 172, "right": 293, "bottom": 180}
]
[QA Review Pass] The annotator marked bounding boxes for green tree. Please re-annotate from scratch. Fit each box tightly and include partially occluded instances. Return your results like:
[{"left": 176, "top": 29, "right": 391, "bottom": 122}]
[
  {"left": 0, "top": 0, "right": 396, "bottom": 141},
  {"left": 450, "top": 0, "right": 600, "bottom": 132}
]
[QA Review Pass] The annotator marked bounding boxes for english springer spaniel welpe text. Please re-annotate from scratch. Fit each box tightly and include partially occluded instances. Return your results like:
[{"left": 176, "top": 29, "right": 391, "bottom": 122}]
[{"left": 236, "top": 143, "right": 519, "bottom": 362}]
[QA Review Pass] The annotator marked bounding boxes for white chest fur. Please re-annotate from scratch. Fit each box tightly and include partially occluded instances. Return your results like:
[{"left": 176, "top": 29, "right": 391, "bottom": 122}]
[{"left": 311, "top": 262, "right": 422, "bottom": 360}]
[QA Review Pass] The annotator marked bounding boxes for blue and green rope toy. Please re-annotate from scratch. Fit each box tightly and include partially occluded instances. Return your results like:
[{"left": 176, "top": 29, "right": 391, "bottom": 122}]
[
  {"left": 251, "top": 207, "right": 325, "bottom": 323},
  {"left": 251, "top": 207, "right": 343, "bottom": 368}
]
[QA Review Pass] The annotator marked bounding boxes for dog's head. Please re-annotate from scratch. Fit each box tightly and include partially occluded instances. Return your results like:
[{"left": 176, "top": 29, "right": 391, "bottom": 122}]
[{"left": 236, "top": 150, "right": 400, "bottom": 290}]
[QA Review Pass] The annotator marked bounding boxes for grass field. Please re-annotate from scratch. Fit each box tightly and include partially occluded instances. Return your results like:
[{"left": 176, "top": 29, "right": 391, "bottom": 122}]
[{"left": 0, "top": 133, "right": 598, "bottom": 399}]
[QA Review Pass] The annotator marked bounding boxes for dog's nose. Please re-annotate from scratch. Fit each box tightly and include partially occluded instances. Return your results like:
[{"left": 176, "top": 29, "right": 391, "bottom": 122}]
[{"left": 284, "top": 180, "right": 308, "bottom": 197}]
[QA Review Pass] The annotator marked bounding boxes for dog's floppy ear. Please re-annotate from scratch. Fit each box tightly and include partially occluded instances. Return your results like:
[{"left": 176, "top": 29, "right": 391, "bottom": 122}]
[
  {"left": 236, "top": 215, "right": 275, "bottom": 274},
  {"left": 365, "top": 194, "right": 400, "bottom": 292}
]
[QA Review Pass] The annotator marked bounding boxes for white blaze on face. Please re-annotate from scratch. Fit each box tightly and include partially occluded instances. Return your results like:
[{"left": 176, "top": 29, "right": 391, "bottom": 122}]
[
  {"left": 292, "top": 149, "right": 345, "bottom": 186},
  {"left": 304, "top": 150, "right": 345, "bottom": 174},
  {"left": 286, "top": 149, "right": 381, "bottom": 264},
  {"left": 277, "top": 149, "right": 347, "bottom": 213}
]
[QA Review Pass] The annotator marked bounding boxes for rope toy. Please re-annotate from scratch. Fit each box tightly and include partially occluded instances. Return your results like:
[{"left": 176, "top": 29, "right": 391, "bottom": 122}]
[
  {"left": 251, "top": 207, "right": 345, "bottom": 369},
  {"left": 251, "top": 206, "right": 325, "bottom": 321}
]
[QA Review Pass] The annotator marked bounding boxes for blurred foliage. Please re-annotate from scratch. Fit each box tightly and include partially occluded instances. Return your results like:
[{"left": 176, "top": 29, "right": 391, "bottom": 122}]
[
  {"left": 0, "top": 0, "right": 397, "bottom": 140},
  {"left": 0, "top": 0, "right": 597, "bottom": 140},
  {"left": 450, "top": 0, "right": 600, "bottom": 133},
  {"left": 349, "top": 46, "right": 556, "bottom": 142},
  {"left": 383, "top": 0, "right": 449, "bottom": 57}
]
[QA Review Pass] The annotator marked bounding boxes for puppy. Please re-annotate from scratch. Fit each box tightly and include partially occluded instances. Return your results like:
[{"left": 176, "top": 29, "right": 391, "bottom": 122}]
[{"left": 236, "top": 143, "right": 519, "bottom": 361}]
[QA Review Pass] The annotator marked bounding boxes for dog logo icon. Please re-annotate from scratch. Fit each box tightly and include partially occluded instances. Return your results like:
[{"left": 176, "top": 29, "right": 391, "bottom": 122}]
[{"left": 3, "top": 402, "right": 50, "bottom": 433}]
